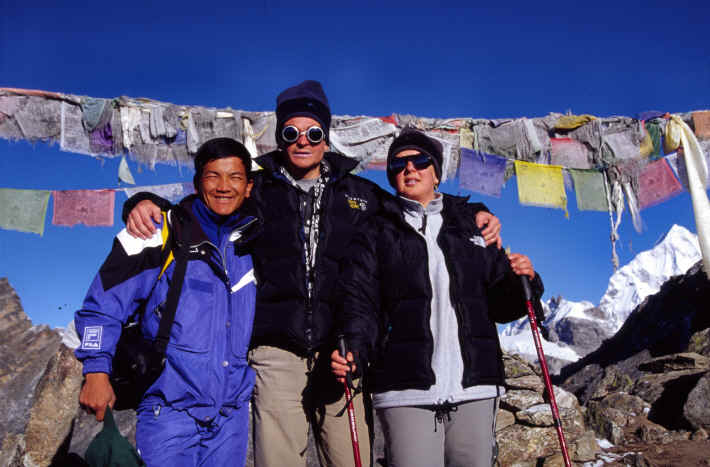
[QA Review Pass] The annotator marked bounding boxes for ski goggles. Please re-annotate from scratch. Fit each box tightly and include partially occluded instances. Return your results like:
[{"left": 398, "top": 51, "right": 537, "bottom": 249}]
[
  {"left": 387, "top": 153, "right": 434, "bottom": 174},
  {"left": 280, "top": 125, "right": 325, "bottom": 145}
]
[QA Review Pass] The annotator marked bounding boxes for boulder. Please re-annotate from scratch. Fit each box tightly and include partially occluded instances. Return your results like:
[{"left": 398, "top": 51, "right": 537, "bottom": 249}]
[
  {"left": 638, "top": 352, "right": 709, "bottom": 373},
  {"left": 683, "top": 371, "right": 710, "bottom": 430}
]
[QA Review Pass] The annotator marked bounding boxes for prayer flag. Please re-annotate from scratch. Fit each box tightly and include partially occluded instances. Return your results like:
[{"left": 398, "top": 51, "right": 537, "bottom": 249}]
[
  {"left": 692, "top": 111, "right": 710, "bottom": 140},
  {"left": 550, "top": 138, "right": 591, "bottom": 169},
  {"left": 459, "top": 128, "right": 474, "bottom": 150},
  {"left": 458, "top": 148, "right": 506, "bottom": 197},
  {"left": 0, "top": 189, "right": 50, "bottom": 235},
  {"left": 554, "top": 114, "right": 596, "bottom": 130},
  {"left": 52, "top": 189, "right": 115, "bottom": 227},
  {"left": 118, "top": 156, "right": 136, "bottom": 185},
  {"left": 514, "top": 160, "right": 568, "bottom": 215},
  {"left": 638, "top": 158, "right": 683, "bottom": 209},
  {"left": 645, "top": 121, "right": 663, "bottom": 160},
  {"left": 569, "top": 169, "right": 608, "bottom": 211}
]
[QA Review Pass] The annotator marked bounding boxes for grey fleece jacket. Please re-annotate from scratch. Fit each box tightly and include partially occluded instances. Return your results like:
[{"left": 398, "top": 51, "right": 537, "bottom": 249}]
[{"left": 372, "top": 194, "right": 504, "bottom": 410}]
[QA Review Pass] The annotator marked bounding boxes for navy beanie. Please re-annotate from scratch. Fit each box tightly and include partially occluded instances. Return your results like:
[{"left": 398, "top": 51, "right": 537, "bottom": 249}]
[
  {"left": 386, "top": 128, "right": 443, "bottom": 187},
  {"left": 275, "top": 80, "right": 331, "bottom": 146},
  {"left": 193, "top": 137, "right": 252, "bottom": 189}
]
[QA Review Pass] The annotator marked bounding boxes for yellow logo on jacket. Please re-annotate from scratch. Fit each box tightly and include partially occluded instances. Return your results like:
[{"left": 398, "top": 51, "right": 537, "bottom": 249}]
[{"left": 345, "top": 195, "right": 368, "bottom": 211}]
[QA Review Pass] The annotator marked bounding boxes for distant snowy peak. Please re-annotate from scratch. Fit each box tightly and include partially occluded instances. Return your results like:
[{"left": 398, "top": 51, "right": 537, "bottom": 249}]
[
  {"left": 598, "top": 224, "right": 700, "bottom": 331},
  {"left": 500, "top": 297, "right": 596, "bottom": 337},
  {"left": 499, "top": 224, "right": 700, "bottom": 363}
]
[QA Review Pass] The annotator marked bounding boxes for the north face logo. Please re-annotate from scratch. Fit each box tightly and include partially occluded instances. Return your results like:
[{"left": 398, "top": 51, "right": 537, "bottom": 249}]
[
  {"left": 469, "top": 235, "right": 486, "bottom": 248},
  {"left": 345, "top": 195, "right": 368, "bottom": 211}
]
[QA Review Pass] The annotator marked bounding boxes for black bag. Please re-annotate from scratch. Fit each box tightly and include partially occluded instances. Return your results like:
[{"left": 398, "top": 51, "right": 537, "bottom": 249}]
[
  {"left": 109, "top": 212, "right": 188, "bottom": 410},
  {"left": 110, "top": 322, "right": 167, "bottom": 410}
]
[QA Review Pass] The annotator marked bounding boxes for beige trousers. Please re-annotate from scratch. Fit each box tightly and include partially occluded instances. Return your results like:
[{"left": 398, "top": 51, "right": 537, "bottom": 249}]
[{"left": 249, "top": 345, "right": 371, "bottom": 467}]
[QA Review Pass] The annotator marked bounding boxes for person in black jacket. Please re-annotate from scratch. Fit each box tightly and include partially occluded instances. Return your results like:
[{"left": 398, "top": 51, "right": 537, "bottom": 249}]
[
  {"left": 122, "top": 82, "right": 502, "bottom": 467},
  {"left": 332, "top": 129, "right": 544, "bottom": 467}
]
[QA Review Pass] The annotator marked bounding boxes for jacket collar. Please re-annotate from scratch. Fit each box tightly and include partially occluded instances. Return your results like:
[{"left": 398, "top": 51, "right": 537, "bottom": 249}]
[
  {"left": 382, "top": 192, "right": 471, "bottom": 229},
  {"left": 175, "top": 195, "right": 262, "bottom": 248},
  {"left": 254, "top": 150, "right": 359, "bottom": 183}
]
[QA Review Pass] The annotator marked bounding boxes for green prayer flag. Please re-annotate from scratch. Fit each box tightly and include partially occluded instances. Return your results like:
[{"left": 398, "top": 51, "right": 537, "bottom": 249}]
[
  {"left": 0, "top": 189, "right": 51, "bottom": 235},
  {"left": 569, "top": 169, "right": 608, "bottom": 212}
]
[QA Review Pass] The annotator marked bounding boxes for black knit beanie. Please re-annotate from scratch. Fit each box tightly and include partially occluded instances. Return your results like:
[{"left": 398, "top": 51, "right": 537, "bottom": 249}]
[
  {"left": 386, "top": 128, "right": 443, "bottom": 187},
  {"left": 193, "top": 137, "right": 252, "bottom": 189},
  {"left": 275, "top": 80, "right": 331, "bottom": 146}
]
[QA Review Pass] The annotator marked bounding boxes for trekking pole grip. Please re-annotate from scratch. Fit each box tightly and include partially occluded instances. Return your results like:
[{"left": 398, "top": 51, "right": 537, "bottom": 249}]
[
  {"left": 337, "top": 334, "right": 355, "bottom": 390},
  {"left": 520, "top": 274, "right": 533, "bottom": 302}
]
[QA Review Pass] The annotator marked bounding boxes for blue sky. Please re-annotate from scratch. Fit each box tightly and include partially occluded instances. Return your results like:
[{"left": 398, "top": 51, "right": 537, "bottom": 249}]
[{"left": 0, "top": 1, "right": 707, "bottom": 328}]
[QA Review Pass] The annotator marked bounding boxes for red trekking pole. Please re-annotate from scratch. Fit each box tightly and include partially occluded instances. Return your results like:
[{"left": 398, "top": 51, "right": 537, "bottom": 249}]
[
  {"left": 337, "top": 335, "right": 363, "bottom": 467},
  {"left": 520, "top": 276, "right": 572, "bottom": 467}
]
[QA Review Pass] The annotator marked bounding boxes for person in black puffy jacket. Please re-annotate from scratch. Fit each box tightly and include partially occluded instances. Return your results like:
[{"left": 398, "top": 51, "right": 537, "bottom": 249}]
[
  {"left": 122, "top": 82, "right": 503, "bottom": 467},
  {"left": 332, "top": 129, "right": 545, "bottom": 467}
]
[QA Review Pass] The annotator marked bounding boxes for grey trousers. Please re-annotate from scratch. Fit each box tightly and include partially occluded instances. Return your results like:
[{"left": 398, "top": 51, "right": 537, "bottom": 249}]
[
  {"left": 249, "top": 345, "right": 371, "bottom": 467},
  {"left": 378, "top": 398, "right": 498, "bottom": 467}
]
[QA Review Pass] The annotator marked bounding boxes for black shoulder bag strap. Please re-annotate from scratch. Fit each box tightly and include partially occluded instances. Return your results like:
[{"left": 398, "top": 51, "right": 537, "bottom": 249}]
[{"left": 153, "top": 209, "right": 189, "bottom": 356}]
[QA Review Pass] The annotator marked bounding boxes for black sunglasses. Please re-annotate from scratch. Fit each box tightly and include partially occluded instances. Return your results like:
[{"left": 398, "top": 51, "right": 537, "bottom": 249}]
[
  {"left": 388, "top": 153, "right": 434, "bottom": 174},
  {"left": 281, "top": 125, "right": 325, "bottom": 145}
]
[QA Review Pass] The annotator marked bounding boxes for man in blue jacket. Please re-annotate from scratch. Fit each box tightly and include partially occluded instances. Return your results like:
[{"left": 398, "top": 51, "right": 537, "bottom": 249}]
[{"left": 75, "top": 137, "right": 260, "bottom": 467}]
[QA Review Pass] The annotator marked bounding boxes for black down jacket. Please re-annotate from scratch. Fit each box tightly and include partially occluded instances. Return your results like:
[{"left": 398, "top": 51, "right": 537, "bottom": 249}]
[{"left": 338, "top": 193, "right": 544, "bottom": 393}]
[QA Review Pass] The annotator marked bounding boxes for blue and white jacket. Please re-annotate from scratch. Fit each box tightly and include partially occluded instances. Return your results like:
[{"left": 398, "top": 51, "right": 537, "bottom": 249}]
[{"left": 75, "top": 195, "right": 261, "bottom": 422}]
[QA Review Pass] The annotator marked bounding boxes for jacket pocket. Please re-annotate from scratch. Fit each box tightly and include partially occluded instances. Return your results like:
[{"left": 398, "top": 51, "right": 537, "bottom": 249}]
[{"left": 167, "top": 278, "right": 215, "bottom": 353}]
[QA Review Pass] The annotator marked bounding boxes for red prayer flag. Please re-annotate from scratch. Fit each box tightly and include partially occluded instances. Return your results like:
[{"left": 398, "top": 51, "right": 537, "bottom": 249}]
[
  {"left": 638, "top": 159, "right": 683, "bottom": 209},
  {"left": 52, "top": 189, "right": 115, "bottom": 227}
]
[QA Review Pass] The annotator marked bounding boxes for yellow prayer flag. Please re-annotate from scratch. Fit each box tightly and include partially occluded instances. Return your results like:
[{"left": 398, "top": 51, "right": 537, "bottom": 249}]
[
  {"left": 514, "top": 160, "right": 568, "bottom": 216},
  {"left": 554, "top": 114, "right": 597, "bottom": 130},
  {"left": 459, "top": 128, "right": 474, "bottom": 150}
]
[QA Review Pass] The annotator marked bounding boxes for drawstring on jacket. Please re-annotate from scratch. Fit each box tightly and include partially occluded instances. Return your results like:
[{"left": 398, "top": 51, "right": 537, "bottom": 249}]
[{"left": 433, "top": 401, "right": 458, "bottom": 431}]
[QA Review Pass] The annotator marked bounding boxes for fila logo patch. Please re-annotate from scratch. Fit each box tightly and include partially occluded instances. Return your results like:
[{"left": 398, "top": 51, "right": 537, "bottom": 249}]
[
  {"left": 345, "top": 195, "right": 368, "bottom": 211},
  {"left": 469, "top": 235, "right": 486, "bottom": 248},
  {"left": 81, "top": 326, "right": 103, "bottom": 350}
]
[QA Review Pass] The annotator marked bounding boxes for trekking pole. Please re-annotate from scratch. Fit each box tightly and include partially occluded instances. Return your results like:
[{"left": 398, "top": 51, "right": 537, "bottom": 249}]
[
  {"left": 337, "top": 335, "right": 363, "bottom": 467},
  {"left": 520, "top": 276, "right": 572, "bottom": 467}
]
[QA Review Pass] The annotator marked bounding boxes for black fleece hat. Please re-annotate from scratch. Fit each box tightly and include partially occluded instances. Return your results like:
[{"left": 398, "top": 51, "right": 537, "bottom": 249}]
[
  {"left": 193, "top": 137, "right": 252, "bottom": 188},
  {"left": 386, "top": 128, "right": 443, "bottom": 187},
  {"left": 275, "top": 80, "right": 331, "bottom": 146}
]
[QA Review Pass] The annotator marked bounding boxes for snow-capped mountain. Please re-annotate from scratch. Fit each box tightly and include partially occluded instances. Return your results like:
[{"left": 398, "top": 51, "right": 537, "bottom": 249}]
[
  {"left": 499, "top": 224, "right": 702, "bottom": 367},
  {"left": 598, "top": 224, "right": 701, "bottom": 331}
]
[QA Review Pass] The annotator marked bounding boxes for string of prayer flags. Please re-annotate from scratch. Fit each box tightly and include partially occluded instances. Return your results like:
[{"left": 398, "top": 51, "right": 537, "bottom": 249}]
[
  {"left": 0, "top": 189, "right": 51, "bottom": 235},
  {"left": 458, "top": 148, "right": 507, "bottom": 197},
  {"left": 550, "top": 138, "right": 592, "bottom": 169},
  {"left": 52, "top": 189, "right": 115, "bottom": 227},
  {"left": 637, "top": 158, "right": 683, "bottom": 209},
  {"left": 123, "top": 182, "right": 193, "bottom": 203},
  {"left": 514, "top": 160, "right": 568, "bottom": 216},
  {"left": 569, "top": 169, "right": 608, "bottom": 211}
]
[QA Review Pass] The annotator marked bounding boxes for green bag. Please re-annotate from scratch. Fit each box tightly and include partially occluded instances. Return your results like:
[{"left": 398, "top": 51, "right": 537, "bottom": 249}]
[{"left": 84, "top": 407, "right": 145, "bottom": 467}]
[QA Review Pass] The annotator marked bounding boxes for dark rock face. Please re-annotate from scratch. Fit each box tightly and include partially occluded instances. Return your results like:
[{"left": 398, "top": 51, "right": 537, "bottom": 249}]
[
  {"left": 551, "top": 314, "right": 614, "bottom": 357},
  {"left": 556, "top": 261, "right": 710, "bottom": 460},
  {"left": 558, "top": 261, "right": 710, "bottom": 405}
]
